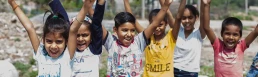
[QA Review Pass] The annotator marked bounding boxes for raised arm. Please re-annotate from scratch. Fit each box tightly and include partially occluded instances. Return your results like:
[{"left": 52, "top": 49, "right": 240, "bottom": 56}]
[
  {"left": 199, "top": 0, "right": 207, "bottom": 39},
  {"left": 172, "top": 0, "right": 186, "bottom": 40},
  {"left": 144, "top": 0, "right": 173, "bottom": 39},
  {"left": 68, "top": 0, "right": 90, "bottom": 59},
  {"left": 8, "top": 0, "right": 40, "bottom": 53},
  {"left": 245, "top": 25, "right": 258, "bottom": 46},
  {"left": 202, "top": 0, "right": 216, "bottom": 44},
  {"left": 90, "top": 0, "right": 105, "bottom": 55},
  {"left": 85, "top": 0, "right": 96, "bottom": 17},
  {"left": 159, "top": 0, "right": 175, "bottom": 29},
  {"left": 124, "top": 0, "right": 144, "bottom": 32},
  {"left": 49, "top": 0, "right": 70, "bottom": 23}
]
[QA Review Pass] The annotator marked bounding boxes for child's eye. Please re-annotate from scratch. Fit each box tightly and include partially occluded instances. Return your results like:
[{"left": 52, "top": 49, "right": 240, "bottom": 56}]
[
  {"left": 81, "top": 34, "right": 89, "bottom": 37},
  {"left": 56, "top": 40, "right": 63, "bottom": 44},
  {"left": 46, "top": 40, "right": 53, "bottom": 43},
  {"left": 182, "top": 17, "right": 186, "bottom": 20},
  {"left": 77, "top": 34, "right": 80, "bottom": 37},
  {"left": 189, "top": 16, "right": 194, "bottom": 19},
  {"left": 233, "top": 33, "right": 239, "bottom": 36},
  {"left": 122, "top": 29, "right": 128, "bottom": 32},
  {"left": 131, "top": 30, "right": 136, "bottom": 32}
]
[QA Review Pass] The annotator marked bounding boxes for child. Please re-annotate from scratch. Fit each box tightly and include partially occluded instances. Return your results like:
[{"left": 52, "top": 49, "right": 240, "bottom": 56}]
[
  {"left": 102, "top": 0, "right": 173, "bottom": 76},
  {"left": 8, "top": 0, "right": 89, "bottom": 76},
  {"left": 202, "top": 0, "right": 258, "bottom": 77},
  {"left": 247, "top": 52, "right": 258, "bottom": 77},
  {"left": 173, "top": 1, "right": 207, "bottom": 77},
  {"left": 123, "top": 0, "right": 183, "bottom": 76},
  {"left": 49, "top": 0, "right": 105, "bottom": 77}
]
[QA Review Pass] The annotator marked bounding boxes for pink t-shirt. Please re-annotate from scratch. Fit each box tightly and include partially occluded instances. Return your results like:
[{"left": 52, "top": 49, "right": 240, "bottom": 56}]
[{"left": 213, "top": 38, "right": 248, "bottom": 77}]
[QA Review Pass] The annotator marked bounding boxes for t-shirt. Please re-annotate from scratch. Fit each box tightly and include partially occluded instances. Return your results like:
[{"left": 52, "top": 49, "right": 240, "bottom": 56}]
[
  {"left": 104, "top": 32, "right": 147, "bottom": 77},
  {"left": 71, "top": 48, "right": 100, "bottom": 77},
  {"left": 34, "top": 43, "right": 72, "bottom": 77},
  {"left": 174, "top": 26, "right": 203, "bottom": 72},
  {"left": 143, "top": 29, "right": 176, "bottom": 77},
  {"left": 70, "top": 2, "right": 105, "bottom": 77},
  {"left": 213, "top": 38, "right": 248, "bottom": 77}
]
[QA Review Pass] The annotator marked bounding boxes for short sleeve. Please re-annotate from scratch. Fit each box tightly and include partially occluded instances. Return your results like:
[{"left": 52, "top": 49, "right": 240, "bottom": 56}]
[
  {"left": 212, "top": 38, "right": 221, "bottom": 51},
  {"left": 33, "top": 43, "right": 45, "bottom": 60},
  {"left": 167, "top": 29, "right": 176, "bottom": 43},
  {"left": 103, "top": 32, "right": 115, "bottom": 52},
  {"left": 196, "top": 29, "right": 204, "bottom": 42},
  {"left": 134, "top": 32, "right": 148, "bottom": 52},
  {"left": 239, "top": 40, "right": 249, "bottom": 52}
]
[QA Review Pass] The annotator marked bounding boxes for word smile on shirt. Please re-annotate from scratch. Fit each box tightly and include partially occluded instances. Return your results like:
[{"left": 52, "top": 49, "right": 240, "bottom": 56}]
[{"left": 145, "top": 63, "right": 171, "bottom": 72}]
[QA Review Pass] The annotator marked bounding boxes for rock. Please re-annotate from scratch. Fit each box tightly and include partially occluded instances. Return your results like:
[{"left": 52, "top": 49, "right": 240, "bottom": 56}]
[{"left": 0, "top": 60, "right": 19, "bottom": 77}]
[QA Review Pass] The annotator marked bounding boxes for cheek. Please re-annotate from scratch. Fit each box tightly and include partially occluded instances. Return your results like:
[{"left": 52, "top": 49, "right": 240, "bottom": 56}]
[{"left": 85, "top": 37, "right": 91, "bottom": 42}]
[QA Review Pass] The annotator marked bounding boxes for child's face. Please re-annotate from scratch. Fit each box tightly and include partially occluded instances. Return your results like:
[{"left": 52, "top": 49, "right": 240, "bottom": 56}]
[
  {"left": 114, "top": 22, "right": 136, "bottom": 47},
  {"left": 76, "top": 24, "right": 91, "bottom": 51},
  {"left": 222, "top": 25, "right": 241, "bottom": 49},
  {"left": 44, "top": 32, "right": 66, "bottom": 58},
  {"left": 181, "top": 9, "right": 196, "bottom": 31},
  {"left": 151, "top": 16, "right": 167, "bottom": 36}
]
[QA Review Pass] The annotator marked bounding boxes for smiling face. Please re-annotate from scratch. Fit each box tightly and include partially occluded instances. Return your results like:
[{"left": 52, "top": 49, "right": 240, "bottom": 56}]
[
  {"left": 222, "top": 25, "right": 241, "bottom": 49},
  {"left": 76, "top": 24, "right": 91, "bottom": 51},
  {"left": 150, "top": 16, "right": 167, "bottom": 36},
  {"left": 114, "top": 22, "right": 136, "bottom": 47},
  {"left": 43, "top": 32, "right": 66, "bottom": 58},
  {"left": 181, "top": 8, "right": 196, "bottom": 31}
]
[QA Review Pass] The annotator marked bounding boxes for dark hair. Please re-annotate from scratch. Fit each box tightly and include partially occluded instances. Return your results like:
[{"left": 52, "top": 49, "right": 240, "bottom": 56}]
[
  {"left": 114, "top": 12, "right": 136, "bottom": 28},
  {"left": 148, "top": 9, "right": 168, "bottom": 24},
  {"left": 43, "top": 10, "right": 70, "bottom": 42},
  {"left": 185, "top": 5, "right": 199, "bottom": 17},
  {"left": 221, "top": 17, "right": 243, "bottom": 37}
]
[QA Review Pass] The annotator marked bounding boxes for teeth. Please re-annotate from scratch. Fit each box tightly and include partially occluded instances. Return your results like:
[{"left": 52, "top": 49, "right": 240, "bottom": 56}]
[{"left": 125, "top": 38, "right": 131, "bottom": 41}]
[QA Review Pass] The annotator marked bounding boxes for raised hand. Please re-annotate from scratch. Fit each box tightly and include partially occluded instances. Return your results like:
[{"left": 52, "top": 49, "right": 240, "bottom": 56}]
[
  {"left": 89, "top": 0, "right": 96, "bottom": 6},
  {"left": 202, "top": 0, "right": 211, "bottom": 5}
]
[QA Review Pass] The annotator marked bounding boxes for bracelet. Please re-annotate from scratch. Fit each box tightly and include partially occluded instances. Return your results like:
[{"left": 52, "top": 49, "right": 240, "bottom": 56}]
[
  {"left": 13, "top": 5, "right": 19, "bottom": 11},
  {"left": 75, "top": 17, "right": 83, "bottom": 24}
]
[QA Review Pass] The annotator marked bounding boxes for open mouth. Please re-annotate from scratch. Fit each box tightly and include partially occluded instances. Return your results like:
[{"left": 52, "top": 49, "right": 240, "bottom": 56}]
[
  {"left": 49, "top": 50, "right": 58, "bottom": 56},
  {"left": 124, "top": 37, "right": 132, "bottom": 42},
  {"left": 77, "top": 43, "right": 87, "bottom": 49},
  {"left": 226, "top": 41, "right": 235, "bottom": 47}
]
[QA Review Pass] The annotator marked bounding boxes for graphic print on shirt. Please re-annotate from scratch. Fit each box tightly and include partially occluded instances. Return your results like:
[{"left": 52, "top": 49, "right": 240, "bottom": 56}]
[
  {"left": 218, "top": 50, "right": 238, "bottom": 64},
  {"left": 38, "top": 63, "right": 61, "bottom": 77},
  {"left": 108, "top": 46, "right": 142, "bottom": 77},
  {"left": 72, "top": 53, "right": 97, "bottom": 77}
]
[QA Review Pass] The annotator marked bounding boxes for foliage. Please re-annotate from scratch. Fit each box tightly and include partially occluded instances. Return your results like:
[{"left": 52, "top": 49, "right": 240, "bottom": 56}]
[
  {"left": 199, "top": 66, "right": 215, "bottom": 77},
  {"left": 13, "top": 58, "right": 38, "bottom": 77}
]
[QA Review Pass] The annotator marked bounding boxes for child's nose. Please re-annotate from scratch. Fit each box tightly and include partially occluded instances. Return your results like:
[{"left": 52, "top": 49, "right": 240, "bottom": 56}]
[
  {"left": 78, "top": 36, "right": 83, "bottom": 41},
  {"left": 50, "top": 44, "right": 58, "bottom": 50}
]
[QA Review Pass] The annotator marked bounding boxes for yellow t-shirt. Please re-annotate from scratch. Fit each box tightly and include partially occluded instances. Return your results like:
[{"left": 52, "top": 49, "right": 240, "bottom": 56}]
[{"left": 143, "top": 29, "right": 176, "bottom": 77}]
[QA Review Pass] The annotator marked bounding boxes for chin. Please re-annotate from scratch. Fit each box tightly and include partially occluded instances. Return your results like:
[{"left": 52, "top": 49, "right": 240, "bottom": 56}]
[{"left": 77, "top": 47, "right": 86, "bottom": 51}]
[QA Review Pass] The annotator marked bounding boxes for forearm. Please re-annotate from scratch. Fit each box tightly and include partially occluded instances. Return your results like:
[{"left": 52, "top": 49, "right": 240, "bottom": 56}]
[
  {"left": 70, "top": 4, "right": 88, "bottom": 33},
  {"left": 49, "top": 0, "right": 70, "bottom": 23},
  {"left": 167, "top": 10, "right": 175, "bottom": 28},
  {"left": 124, "top": 0, "right": 133, "bottom": 14}
]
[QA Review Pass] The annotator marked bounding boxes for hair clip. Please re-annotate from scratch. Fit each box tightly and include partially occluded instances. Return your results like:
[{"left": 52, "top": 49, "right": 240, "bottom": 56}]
[{"left": 53, "top": 15, "right": 58, "bottom": 18}]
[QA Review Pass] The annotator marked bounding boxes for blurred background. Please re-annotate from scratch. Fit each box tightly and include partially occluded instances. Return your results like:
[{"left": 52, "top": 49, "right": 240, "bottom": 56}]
[{"left": 0, "top": 0, "right": 258, "bottom": 77}]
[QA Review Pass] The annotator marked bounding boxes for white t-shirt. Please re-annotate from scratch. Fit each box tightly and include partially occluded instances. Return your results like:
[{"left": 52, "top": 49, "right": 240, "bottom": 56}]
[
  {"left": 174, "top": 26, "right": 203, "bottom": 72},
  {"left": 104, "top": 32, "right": 147, "bottom": 77},
  {"left": 0, "top": 60, "right": 18, "bottom": 77},
  {"left": 71, "top": 47, "right": 100, "bottom": 77},
  {"left": 34, "top": 43, "right": 72, "bottom": 77}
]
